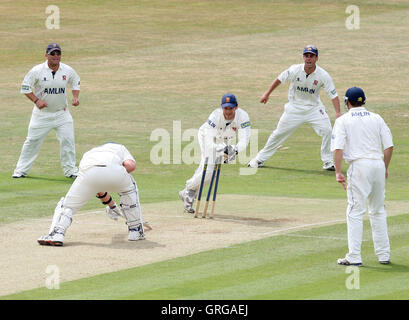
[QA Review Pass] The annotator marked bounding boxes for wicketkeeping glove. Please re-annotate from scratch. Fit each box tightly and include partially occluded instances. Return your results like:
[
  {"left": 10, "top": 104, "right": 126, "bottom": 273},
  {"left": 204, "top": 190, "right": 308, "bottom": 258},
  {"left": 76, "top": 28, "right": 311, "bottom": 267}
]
[
  {"left": 106, "top": 203, "right": 124, "bottom": 220},
  {"left": 223, "top": 145, "right": 238, "bottom": 163}
]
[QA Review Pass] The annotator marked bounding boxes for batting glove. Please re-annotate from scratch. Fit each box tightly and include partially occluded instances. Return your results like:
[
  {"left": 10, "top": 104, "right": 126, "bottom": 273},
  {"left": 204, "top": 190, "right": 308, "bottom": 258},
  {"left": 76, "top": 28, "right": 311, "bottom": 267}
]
[{"left": 106, "top": 203, "right": 123, "bottom": 220}]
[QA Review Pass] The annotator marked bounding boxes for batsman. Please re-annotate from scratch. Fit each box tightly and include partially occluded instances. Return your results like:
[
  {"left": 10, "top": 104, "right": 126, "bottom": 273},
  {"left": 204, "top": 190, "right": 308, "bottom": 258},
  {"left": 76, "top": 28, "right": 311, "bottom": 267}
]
[
  {"left": 37, "top": 142, "right": 145, "bottom": 246},
  {"left": 179, "top": 93, "right": 251, "bottom": 214}
]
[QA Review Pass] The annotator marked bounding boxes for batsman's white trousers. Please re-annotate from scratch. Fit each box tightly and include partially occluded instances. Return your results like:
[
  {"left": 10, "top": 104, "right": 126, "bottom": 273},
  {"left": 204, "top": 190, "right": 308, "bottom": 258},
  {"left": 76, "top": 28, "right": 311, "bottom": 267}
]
[
  {"left": 255, "top": 103, "right": 333, "bottom": 163},
  {"left": 14, "top": 109, "right": 77, "bottom": 176},
  {"left": 345, "top": 159, "right": 390, "bottom": 263},
  {"left": 63, "top": 164, "right": 137, "bottom": 212}
]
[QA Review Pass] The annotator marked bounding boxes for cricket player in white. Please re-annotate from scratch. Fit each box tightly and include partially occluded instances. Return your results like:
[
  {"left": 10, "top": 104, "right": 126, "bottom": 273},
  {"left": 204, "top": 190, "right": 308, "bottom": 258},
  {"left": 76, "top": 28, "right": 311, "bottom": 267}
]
[
  {"left": 38, "top": 143, "right": 145, "bottom": 246},
  {"left": 248, "top": 45, "right": 341, "bottom": 170},
  {"left": 179, "top": 93, "right": 251, "bottom": 213},
  {"left": 331, "top": 87, "right": 393, "bottom": 266},
  {"left": 13, "top": 43, "right": 80, "bottom": 178}
]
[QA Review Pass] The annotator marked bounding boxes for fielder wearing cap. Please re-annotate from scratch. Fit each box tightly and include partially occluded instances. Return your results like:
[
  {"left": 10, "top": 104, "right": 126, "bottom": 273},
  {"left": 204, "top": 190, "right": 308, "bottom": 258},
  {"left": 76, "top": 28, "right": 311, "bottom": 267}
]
[
  {"left": 248, "top": 45, "right": 341, "bottom": 171},
  {"left": 37, "top": 143, "right": 146, "bottom": 246},
  {"left": 331, "top": 87, "right": 393, "bottom": 266},
  {"left": 13, "top": 43, "right": 81, "bottom": 179},
  {"left": 179, "top": 93, "right": 251, "bottom": 214}
]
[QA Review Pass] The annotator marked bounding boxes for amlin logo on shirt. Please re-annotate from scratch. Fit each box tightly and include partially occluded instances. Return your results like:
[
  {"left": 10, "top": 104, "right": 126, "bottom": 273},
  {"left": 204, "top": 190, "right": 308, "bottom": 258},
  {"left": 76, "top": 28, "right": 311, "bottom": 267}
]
[{"left": 44, "top": 87, "right": 65, "bottom": 94}]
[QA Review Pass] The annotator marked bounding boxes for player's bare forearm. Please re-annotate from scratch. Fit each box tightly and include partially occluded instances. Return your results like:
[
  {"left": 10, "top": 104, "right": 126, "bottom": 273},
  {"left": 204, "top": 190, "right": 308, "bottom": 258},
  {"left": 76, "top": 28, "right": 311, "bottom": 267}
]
[
  {"left": 260, "top": 78, "right": 281, "bottom": 104},
  {"left": 25, "top": 93, "right": 47, "bottom": 109},
  {"left": 332, "top": 96, "right": 341, "bottom": 118},
  {"left": 123, "top": 159, "right": 136, "bottom": 173},
  {"left": 97, "top": 192, "right": 115, "bottom": 208},
  {"left": 72, "top": 90, "right": 80, "bottom": 106},
  {"left": 334, "top": 149, "right": 346, "bottom": 189},
  {"left": 383, "top": 146, "right": 393, "bottom": 178}
]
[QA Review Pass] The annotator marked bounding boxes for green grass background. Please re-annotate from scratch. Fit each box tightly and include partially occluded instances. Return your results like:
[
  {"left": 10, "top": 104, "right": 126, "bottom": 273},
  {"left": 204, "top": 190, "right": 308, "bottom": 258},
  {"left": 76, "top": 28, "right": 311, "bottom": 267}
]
[{"left": 0, "top": 0, "right": 408, "bottom": 299}]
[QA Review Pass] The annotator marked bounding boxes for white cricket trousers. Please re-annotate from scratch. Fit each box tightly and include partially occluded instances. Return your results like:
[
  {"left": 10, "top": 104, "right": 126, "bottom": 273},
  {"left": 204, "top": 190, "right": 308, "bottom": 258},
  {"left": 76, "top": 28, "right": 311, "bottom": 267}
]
[
  {"left": 63, "top": 164, "right": 137, "bottom": 212},
  {"left": 255, "top": 103, "right": 333, "bottom": 163},
  {"left": 14, "top": 109, "right": 77, "bottom": 176},
  {"left": 345, "top": 159, "right": 390, "bottom": 263}
]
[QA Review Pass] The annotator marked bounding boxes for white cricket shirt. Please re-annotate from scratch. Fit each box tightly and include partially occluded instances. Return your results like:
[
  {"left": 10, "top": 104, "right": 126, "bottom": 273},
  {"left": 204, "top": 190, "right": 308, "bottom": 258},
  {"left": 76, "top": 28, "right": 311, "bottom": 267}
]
[
  {"left": 277, "top": 64, "right": 338, "bottom": 108},
  {"left": 199, "top": 107, "right": 251, "bottom": 153},
  {"left": 331, "top": 107, "right": 393, "bottom": 163},
  {"left": 21, "top": 61, "right": 80, "bottom": 113},
  {"left": 79, "top": 143, "right": 136, "bottom": 171}
]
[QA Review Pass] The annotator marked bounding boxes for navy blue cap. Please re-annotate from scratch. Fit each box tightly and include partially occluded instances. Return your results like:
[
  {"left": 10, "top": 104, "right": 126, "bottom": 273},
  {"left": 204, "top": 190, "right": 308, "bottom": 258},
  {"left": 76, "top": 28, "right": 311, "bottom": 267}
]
[
  {"left": 345, "top": 87, "right": 366, "bottom": 104},
  {"left": 303, "top": 45, "right": 318, "bottom": 56},
  {"left": 221, "top": 93, "right": 238, "bottom": 108},
  {"left": 46, "top": 43, "right": 61, "bottom": 54}
]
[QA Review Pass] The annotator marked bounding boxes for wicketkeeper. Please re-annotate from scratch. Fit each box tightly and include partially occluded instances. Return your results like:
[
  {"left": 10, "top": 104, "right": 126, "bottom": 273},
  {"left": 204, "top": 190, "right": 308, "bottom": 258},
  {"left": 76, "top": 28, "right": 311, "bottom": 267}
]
[
  {"left": 179, "top": 93, "right": 251, "bottom": 213},
  {"left": 37, "top": 142, "right": 145, "bottom": 246}
]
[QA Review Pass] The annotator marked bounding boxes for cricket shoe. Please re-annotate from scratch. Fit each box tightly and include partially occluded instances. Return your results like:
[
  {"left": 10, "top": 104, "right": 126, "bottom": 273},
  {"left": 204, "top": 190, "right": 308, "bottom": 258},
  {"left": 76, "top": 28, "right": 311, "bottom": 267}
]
[
  {"left": 379, "top": 260, "right": 390, "bottom": 265},
  {"left": 337, "top": 258, "right": 362, "bottom": 266},
  {"left": 323, "top": 161, "right": 335, "bottom": 171},
  {"left": 12, "top": 172, "right": 26, "bottom": 178},
  {"left": 37, "top": 231, "right": 65, "bottom": 246},
  {"left": 128, "top": 224, "right": 145, "bottom": 241},
  {"left": 65, "top": 168, "right": 79, "bottom": 179},
  {"left": 247, "top": 158, "right": 264, "bottom": 168},
  {"left": 178, "top": 189, "right": 195, "bottom": 214}
]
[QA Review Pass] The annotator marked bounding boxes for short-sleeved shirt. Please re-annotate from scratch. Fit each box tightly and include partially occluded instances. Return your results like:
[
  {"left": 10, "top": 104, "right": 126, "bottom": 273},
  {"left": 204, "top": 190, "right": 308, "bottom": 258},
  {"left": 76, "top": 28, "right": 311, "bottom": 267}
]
[
  {"left": 199, "top": 107, "right": 251, "bottom": 153},
  {"left": 79, "top": 143, "right": 135, "bottom": 171},
  {"left": 21, "top": 61, "right": 80, "bottom": 113},
  {"left": 277, "top": 64, "right": 338, "bottom": 108},
  {"left": 331, "top": 107, "right": 393, "bottom": 163}
]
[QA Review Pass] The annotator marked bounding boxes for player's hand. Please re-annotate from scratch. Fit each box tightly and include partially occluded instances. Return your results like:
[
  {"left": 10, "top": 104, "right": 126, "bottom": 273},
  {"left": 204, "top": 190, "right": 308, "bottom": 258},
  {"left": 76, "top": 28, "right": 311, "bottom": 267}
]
[
  {"left": 35, "top": 99, "right": 48, "bottom": 109},
  {"left": 336, "top": 172, "right": 346, "bottom": 190},
  {"left": 106, "top": 203, "right": 123, "bottom": 220},
  {"left": 260, "top": 93, "right": 270, "bottom": 104},
  {"left": 72, "top": 97, "right": 80, "bottom": 106},
  {"left": 336, "top": 112, "right": 342, "bottom": 118}
]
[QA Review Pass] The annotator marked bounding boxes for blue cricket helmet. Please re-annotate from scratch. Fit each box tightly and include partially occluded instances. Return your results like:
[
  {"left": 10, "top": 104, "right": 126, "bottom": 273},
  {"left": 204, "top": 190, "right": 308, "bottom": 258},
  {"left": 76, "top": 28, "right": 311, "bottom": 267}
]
[
  {"left": 345, "top": 87, "right": 366, "bottom": 105},
  {"left": 303, "top": 45, "right": 318, "bottom": 56},
  {"left": 221, "top": 93, "right": 238, "bottom": 108}
]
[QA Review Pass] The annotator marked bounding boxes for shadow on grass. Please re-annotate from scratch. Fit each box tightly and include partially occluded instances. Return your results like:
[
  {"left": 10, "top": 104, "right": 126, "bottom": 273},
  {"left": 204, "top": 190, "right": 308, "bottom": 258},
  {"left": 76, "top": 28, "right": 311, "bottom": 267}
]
[
  {"left": 364, "top": 262, "right": 409, "bottom": 273},
  {"left": 24, "top": 176, "right": 73, "bottom": 183},
  {"left": 257, "top": 165, "right": 337, "bottom": 176}
]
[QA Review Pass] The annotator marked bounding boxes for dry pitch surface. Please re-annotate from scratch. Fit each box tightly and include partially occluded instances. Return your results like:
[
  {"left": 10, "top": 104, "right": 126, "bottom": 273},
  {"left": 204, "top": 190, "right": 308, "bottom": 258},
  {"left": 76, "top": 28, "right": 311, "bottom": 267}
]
[{"left": 1, "top": 194, "right": 407, "bottom": 296}]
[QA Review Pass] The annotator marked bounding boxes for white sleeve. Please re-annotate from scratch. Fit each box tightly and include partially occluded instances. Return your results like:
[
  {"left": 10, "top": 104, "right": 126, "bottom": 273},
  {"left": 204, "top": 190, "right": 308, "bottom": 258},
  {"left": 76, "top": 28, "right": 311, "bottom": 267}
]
[
  {"left": 322, "top": 72, "right": 338, "bottom": 99},
  {"left": 199, "top": 109, "right": 219, "bottom": 156},
  {"left": 69, "top": 68, "right": 81, "bottom": 90},
  {"left": 236, "top": 112, "right": 251, "bottom": 153},
  {"left": 20, "top": 67, "right": 38, "bottom": 94},
  {"left": 204, "top": 109, "right": 219, "bottom": 129},
  {"left": 379, "top": 117, "right": 394, "bottom": 149},
  {"left": 330, "top": 118, "right": 346, "bottom": 151},
  {"left": 277, "top": 65, "right": 297, "bottom": 84},
  {"left": 121, "top": 145, "right": 136, "bottom": 163}
]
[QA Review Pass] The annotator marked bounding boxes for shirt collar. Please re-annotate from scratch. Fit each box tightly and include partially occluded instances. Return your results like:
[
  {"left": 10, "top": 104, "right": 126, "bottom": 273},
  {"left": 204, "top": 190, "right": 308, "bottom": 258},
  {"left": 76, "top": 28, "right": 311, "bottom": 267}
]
[{"left": 349, "top": 106, "right": 367, "bottom": 112}]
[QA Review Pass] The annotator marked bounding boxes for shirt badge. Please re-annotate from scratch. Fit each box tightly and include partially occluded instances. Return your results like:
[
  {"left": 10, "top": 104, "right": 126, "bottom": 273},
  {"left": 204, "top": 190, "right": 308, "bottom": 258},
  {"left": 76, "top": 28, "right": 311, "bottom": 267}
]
[{"left": 62, "top": 75, "right": 66, "bottom": 80}]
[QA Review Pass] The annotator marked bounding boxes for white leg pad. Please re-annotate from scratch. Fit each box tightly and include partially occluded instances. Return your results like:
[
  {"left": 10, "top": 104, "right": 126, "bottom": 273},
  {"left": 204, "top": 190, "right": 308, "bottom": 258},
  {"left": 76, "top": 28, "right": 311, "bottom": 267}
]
[
  {"left": 48, "top": 197, "right": 65, "bottom": 234},
  {"left": 119, "top": 181, "right": 143, "bottom": 232}
]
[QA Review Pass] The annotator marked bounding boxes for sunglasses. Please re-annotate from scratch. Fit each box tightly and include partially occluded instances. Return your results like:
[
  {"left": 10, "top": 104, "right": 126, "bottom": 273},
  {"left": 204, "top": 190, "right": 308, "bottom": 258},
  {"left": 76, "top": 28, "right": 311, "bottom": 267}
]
[{"left": 49, "top": 51, "right": 61, "bottom": 56}]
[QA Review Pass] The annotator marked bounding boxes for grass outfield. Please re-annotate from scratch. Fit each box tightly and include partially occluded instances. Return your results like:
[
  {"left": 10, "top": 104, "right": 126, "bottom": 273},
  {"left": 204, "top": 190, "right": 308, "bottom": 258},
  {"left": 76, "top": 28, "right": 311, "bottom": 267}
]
[
  {"left": 3, "top": 214, "right": 409, "bottom": 300},
  {"left": 0, "top": 0, "right": 408, "bottom": 300}
]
